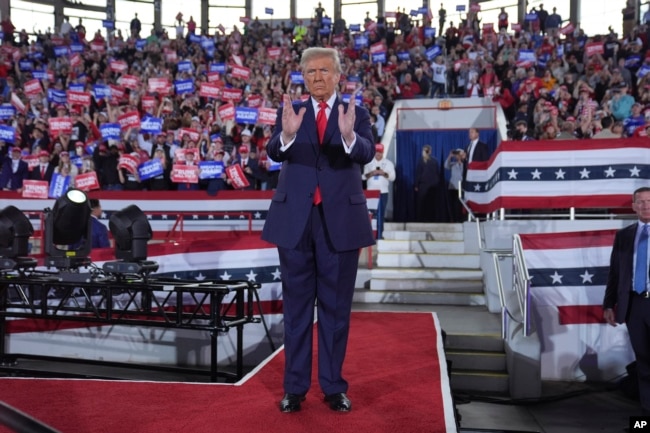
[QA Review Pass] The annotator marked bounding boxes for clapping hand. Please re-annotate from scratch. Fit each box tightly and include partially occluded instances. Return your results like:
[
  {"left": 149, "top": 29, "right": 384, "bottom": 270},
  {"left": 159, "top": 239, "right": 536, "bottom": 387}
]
[
  {"left": 338, "top": 88, "right": 358, "bottom": 144},
  {"left": 280, "top": 94, "right": 306, "bottom": 143}
]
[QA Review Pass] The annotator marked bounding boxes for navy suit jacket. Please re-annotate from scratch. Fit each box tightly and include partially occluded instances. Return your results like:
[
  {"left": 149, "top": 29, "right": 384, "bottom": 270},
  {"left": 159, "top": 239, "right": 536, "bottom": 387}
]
[
  {"left": 262, "top": 97, "right": 375, "bottom": 252},
  {"left": 0, "top": 157, "right": 29, "bottom": 190},
  {"left": 604, "top": 223, "right": 637, "bottom": 323},
  {"left": 91, "top": 217, "right": 111, "bottom": 248}
]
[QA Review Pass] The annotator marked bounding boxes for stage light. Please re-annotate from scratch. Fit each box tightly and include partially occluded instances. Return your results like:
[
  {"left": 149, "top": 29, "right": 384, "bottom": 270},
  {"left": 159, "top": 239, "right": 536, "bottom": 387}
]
[
  {"left": 0, "top": 206, "right": 36, "bottom": 270},
  {"left": 108, "top": 205, "right": 152, "bottom": 262},
  {"left": 44, "top": 189, "right": 92, "bottom": 269}
]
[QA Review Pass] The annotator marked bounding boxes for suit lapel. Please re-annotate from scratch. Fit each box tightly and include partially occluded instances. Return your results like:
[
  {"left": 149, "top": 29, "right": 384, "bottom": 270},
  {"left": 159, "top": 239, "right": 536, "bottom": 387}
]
[{"left": 323, "top": 97, "right": 340, "bottom": 146}]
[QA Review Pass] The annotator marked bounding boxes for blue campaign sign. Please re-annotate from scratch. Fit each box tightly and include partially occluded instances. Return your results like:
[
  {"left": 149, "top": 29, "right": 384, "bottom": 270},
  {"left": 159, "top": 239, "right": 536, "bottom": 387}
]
[
  {"left": 456, "top": 5, "right": 466, "bottom": 12},
  {"left": 341, "top": 93, "right": 363, "bottom": 106},
  {"left": 70, "top": 155, "right": 83, "bottom": 169},
  {"left": 322, "top": 17, "right": 332, "bottom": 26},
  {"left": 69, "top": 83, "right": 85, "bottom": 92},
  {"left": 265, "top": 7, "right": 274, "bottom": 15},
  {"left": 209, "top": 63, "right": 226, "bottom": 73},
  {"left": 19, "top": 61, "right": 34, "bottom": 71},
  {"left": 102, "top": 20, "right": 115, "bottom": 29},
  {"left": 638, "top": 64, "right": 650, "bottom": 78},
  {"left": 201, "top": 38, "right": 215, "bottom": 50},
  {"left": 0, "top": 125, "right": 16, "bottom": 143},
  {"left": 174, "top": 79, "right": 195, "bottom": 94},
  {"left": 409, "top": 9, "right": 418, "bottom": 16},
  {"left": 48, "top": 89, "right": 67, "bottom": 105},
  {"left": 290, "top": 72, "right": 304, "bottom": 84},
  {"left": 347, "top": 75, "right": 361, "bottom": 82},
  {"left": 54, "top": 46, "right": 68, "bottom": 57},
  {"left": 32, "top": 70, "right": 48, "bottom": 80},
  {"left": 70, "top": 43, "right": 84, "bottom": 53},
  {"left": 189, "top": 34, "right": 202, "bottom": 44},
  {"left": 235, "top": 107, "right": 259, "bottom": 124},
  {"left": 138, "top": 159, "right": 164, "bottom": 181},
  {"left": 100, "top": 123, "right": 122, "bottom": 141},
  {"left": 210, "top": 133, "right": 221, "bottom": 142},
  {"left": 371, "top": 52, "right": 386, "bottom": 64},
  {"left": 136, "top": 39, "right": 147, "bottom": 50},
  {"left": 424, "top": 27, "right": 436, "bottom": 39},
  {"left": 425, "top": 45, "right": 442, "bottom": 60},
  {"left": 0, "top": 105, "right": 16, "bottom": 120},
  {"left": 94, "top": 84, "right": 111, "bottom": 100},
  {"left": 525, "top": 13, "right": 538, "bottom": 21},
  {"left": 418, "top": 7, "right": 428, "bottom": 14},
  {"left": 178, "top": 61, "right": 193, "bottom": 72},
  {"left": 354, "top": 35, "right": 369, "bottom": 50},
  {"left": 48, "top": 173, "right": 70, "bottom": 199},
  {"left": 349, "top": 24, "right": 361, "bottom": 32},
  {"left": 319, "top": 27, "right": 331, "bottom": 35},
  {"left": 199, "top": 161, "right": 224, "bottom": 179},
  {"left": 140, "top": 116, "right": 163, "bottom": 134},
  {"left": 625, "top": 54, "right": 642, "bottom": 68},
  {"left": 29, "top": 51, "right": 43, "bottom": 61},
  {"left": 397, "top": 51, "right": 411, "bottom": 61}
]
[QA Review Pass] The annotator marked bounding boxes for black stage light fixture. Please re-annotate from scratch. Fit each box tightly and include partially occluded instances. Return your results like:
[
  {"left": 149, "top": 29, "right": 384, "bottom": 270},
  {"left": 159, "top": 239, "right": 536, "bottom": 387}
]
[
  {"left": 104, "top": 205, "right": 158, "bottom": 276},
  {"left": 0, "top": 206, "right": 36, "bottom": 270},
  {"left": 44, "top": 189, "right": 92, "bottom": 269}
]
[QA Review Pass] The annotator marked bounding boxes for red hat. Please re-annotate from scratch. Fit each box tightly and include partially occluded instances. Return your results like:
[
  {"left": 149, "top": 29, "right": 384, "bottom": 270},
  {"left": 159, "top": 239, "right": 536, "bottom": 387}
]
[
  {"left": 566, "top": 116, "right": 576, "bottom": 122},
  {"left": 10, "top": 146, "right": 21, "bottom": 153},
  {"left": 60, "top": 151, "right": 69, "bottom": 157},
  {"left": 75, "top": 141, "right": 85, "bottom": 148},
  {"left": 239, "top": 145, "right": 249, "bottom": 153},
  {"left": 55, "top": 104, "right": 67, "bottom": 110},
  {"left": 375, "top": 144, "right": 384, "bottom": 153},
  {"left": 38, "top": 150, "right": 49, "bottom": 157}
]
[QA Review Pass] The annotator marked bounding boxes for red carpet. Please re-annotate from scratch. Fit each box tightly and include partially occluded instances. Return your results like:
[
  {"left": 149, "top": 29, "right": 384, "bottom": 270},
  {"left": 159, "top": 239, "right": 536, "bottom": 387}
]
[{"left": 0, "top": 312, "right": 456, "bottom": 433}]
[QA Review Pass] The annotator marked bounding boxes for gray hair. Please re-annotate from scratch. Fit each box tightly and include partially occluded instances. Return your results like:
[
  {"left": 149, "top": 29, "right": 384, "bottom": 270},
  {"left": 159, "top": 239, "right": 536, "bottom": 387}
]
[{"left": 300, "top": 47, "right": 342, "bottom": 74}]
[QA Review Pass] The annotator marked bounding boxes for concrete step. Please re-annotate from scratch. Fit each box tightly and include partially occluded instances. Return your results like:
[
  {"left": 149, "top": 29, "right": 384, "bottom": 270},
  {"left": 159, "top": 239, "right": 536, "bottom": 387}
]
[
  {"left": 450, "top": 370, "right": 509, "bottom": 394},
  {"left": 371, "top": 268, "right": 483, "bottom": 281},
  {"left": 445, "top": 333, "right": 505, "bottom": 353},
  {"left": 445, "top": 350, "right": 507, "bottom": 372},
  {"left": 352, "top": 289, "right": 486, "bottom": 306},
  {"left": 378, "top": 239, "right": 465, "bottom": 253},
  {"left": 369, "top": 278, "right": 483, "bottom": 292},
  {"left": 382, "top": 231, "right": 464, "bottom": 241},
  {"left": 393, "top": 222, "right": 464, "bottom": 232},
  {"left": 377, "top": 253, "right": 479, "bottom": 269}
]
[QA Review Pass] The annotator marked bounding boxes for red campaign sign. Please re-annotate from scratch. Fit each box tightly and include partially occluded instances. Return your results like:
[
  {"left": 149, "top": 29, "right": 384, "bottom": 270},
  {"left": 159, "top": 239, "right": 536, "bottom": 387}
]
[
  {"left": 51, "top": 36, "right": 64, "bottom": 46},
  {"left": 230, "top": 64, "right": 251, "bottom": 80},
  {"left": 267, "top": 47, "right": 281, "bottom": 59},
  {"left": 207, "top": 72, "right": 221, "bottom": 83},
  {"left": 511, "top": 23, "right": 522, "bottom": 31},
  {"left": 12, "top": 48, "right": 21, "bottom": 62},
  {"left": 90, "top": 42, "right": 106, "bottom": 52},
  {"left": 332, "top": 35, "right": 345, "bottom": 45},
  {"left": 199, "top": 82, "right": 222, "bottom": 99},
  {"left": 110, "top": 84, "right": 126, "bottom": 100},
  {"left": 67, "top": 90, "right": 92, "bottom": 107},
  {"left": 110, "top": 60, "right": 129, "bottom": 73},
  {"left": 23, "top": 155, "right": 39, "bottom": 171},
  {"left": 120, "top": 74, "right": 140, "bottom": 90},
  {"left": 47, "top": 70, "right": 55, "bottom": 83},
  {"left": 118, "top": 154, "right": 140, "bottom": 174},
  {"left": 48, "top": 117, "right": 73, "bottom": 137},
  {"left": 366, "top": 21, "right": 377, "bottom": 32},
  {"left": 221, "top": 88, "right": 243, "bottom": 102},
  {"left": 174, "top": 148, "right": 200, "bottom": 161},
  {"left": 225, "top": 164, "right": 250, "bottom": 189},
  {"left": 164, "top": 49, "right": 177, "bottom": 62},
  {"left": 148, "top": 77, "right": 171, "bottom": 94},
  {"left": 370, "top": 42, "right": 386, "bottom": 54},
  {"left": 247, "top": 94, "right": 263, "bottom": 108},
  {"left": 239, "top": 17, "right": 250, "bottom": 24},
  {"left": 178, "top": 128, "right": 201, "bottom": 143},
  {"left": 585, "top": 42, "right": 604, "bottom": 57},
  {"left": 258, "top": 107, "right": 277, "bottom": 126},
  {"left": 385, "top": 12, "right": 396, "bottom": 18},
  {"left": 483, "top": 23, "right": 494, "bottom": 31},
  {"left": 171, "top": 164, "right": 199, "bottom": 183},
  {"left": 70, "top": 53, "right": 82, "bottom": 68},
  {"left": 74, "top": 171, "right": 100, "bottom": 191},
  {"left": 22, "top": 180, "right": 49, "bottom": 199},
  {"left": 141, "top": 96, "right": 156, "bottom": 111},
  {"left": 218, "top": 102, "right": 236, "bottom": 120},
  {"left": 11, "top": 92, "right": 26, "bottom": 114},
  {"left": 560, "top": 23, "right": 575, "bottom": 35},
  {"left": 24, "top": 79, "right": 43, "bottom": 96},
  {"left": 117, "top": 110, "right": 141, "bottom": 130},
  {"left": 345, "top": 81, "right": 358, "bottom": 92}
]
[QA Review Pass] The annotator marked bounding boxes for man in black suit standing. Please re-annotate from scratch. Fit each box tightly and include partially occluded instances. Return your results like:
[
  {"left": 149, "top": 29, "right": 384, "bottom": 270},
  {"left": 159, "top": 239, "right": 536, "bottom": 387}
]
[
  {"left": 262, "top": 47, "right": 375, "bottom": 414},
  {"left": 465, "top": 127, "right": 489, "bottom": 164},
  {"left": 0, "top": 147, "right": 29, "bottom": 192},
  {"left": 604, "top": 186, "right": 650, "bottom": 414}
]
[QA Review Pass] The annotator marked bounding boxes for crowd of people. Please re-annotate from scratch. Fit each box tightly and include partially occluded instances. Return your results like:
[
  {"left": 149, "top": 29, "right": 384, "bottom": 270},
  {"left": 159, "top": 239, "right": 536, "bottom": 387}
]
[{"left": 0, "top": 3, "right": 647, "bottom": 196}]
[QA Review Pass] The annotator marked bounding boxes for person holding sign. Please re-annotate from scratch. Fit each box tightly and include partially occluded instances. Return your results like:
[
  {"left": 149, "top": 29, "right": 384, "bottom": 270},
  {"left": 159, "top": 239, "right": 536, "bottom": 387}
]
[{"left": 262, "top": 47, "right": 375, "bottom": 414}]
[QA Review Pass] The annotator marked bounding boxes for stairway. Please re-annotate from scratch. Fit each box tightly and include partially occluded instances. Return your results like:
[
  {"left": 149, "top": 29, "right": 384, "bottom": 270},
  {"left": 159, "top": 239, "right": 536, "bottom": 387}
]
[{"left": 354, "top": 222, "right": 509, "bottom": 395}]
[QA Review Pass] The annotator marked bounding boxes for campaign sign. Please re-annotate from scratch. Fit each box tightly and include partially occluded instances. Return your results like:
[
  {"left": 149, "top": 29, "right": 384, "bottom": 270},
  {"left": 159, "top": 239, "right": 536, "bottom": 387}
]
[
  {"left": 100, "top": 123, "right": 121, "bottom": 141},
  {"left": 68, "top": 83, "right": 85, "bottom": 93},
  {"left": 48, "top": 89, "right": 67, "bottom": 105},
  {"left": 201, "top": 38, "right": 215, "bottom": 51},
  {"left": 120, "top": 74, "right": 140, "bottom": 90},
  {"left": 332, "top": 35, "right": 345, "bottom": 45},
  {"left": 322, "top": 17, "right": 332, "bottom": 26},
  {"left": 424, "top": 27, "right": 436, "bottom": 39},
  {"left": 369, "top": 42, "right": 385, "bottom": 55},
  {"left": 511, "top": 23, "right": 522, "bottom": 31},
  {"left": 235, "top": 107, "right": 259, "bottom": 125},
  {"left": 290, "top": 72, "right": 304, "bottom": 84},
  {"left": 0, "top": 125, "right": 16, "bottom": 143},
  {"left": 231, "top": 65, "right": 251, "bottom": 80},
  {"left": 54, "top": 46, "right": 68, "bottom": 57},
  {"left": 48, "top": 173, "right": 70, "bottom": 199},
  {"left": 225, "top": 164, "right": 249, "bottom": 189},
  {"left": 456, "top": 5, "right": 466, "bottom": 12},
  {"left": 409, "top": 9, "right": 418, "bottom": 16},
  {"left": 200, "top": 82, "right": 222, "bottom": 99},
  {"left": 174, "top": 148, "right": 200, "bottom": 161},
  {"left": 118, "top": 154, "right": 140, "bottom": 174},
  {"left": 22, "top": 180, "right": 49, "bottom": 199},
  {"left": 267, "top": 47, "right": 281, "bottom": 59},
  {"left": 11, "top": 93, "right": 26, "bottom": 114},
  {"left": 397, "top": 51, "right": 411, "bottom": 61},
  {"left": 525, "top": 13, "right": 538, "bottom": 21},
  {"left": 518, "top": 49, "right": 537, "bottom": 62},
  {"left": 198, "top": 161, "right": 224, "bottom": 179},
  {"left": 319, "top": 27, "right": 331, "bottom": 35},
  {"left": 32, "top": 70, "right": 48, "bottom": 80},
  {"left": 24, "top": 79, "right": 42, "bottom": 97},
  {"left": 102, "top": 20, "right": 115, "bottom": 30},
  {"left": 171, "top": 164, "right": 199, "bottom": 183},
  {"left": 206, "top": 72, "right": 221, "bottom": 83},
  {"left": 109, "top": 84, "right": 126, "bottom": 100},
  {"left": 189, "top": 34, "right": 202, "bottom": 44},
  {"left": 70, "top": 43, "right": 84, "bottom": 53},
  {"left": 341, "top": 93, "right": 363, "bottom": 106},
  {"left": 218, "top": 102, "right": 236, "bottom": 121},
  {"left": 148, "top": 77, "right": 170, "bottom": 94},
  {"left": 248, "top": 94, "right": 263, "bottom": 108},
  {"left": 174, "top": 79, "right": 195, "bottom": 94},
  {"left": 29, "top": 52, "right": 42, "bottom": 61},
  {"left": 372, "top": 52, "right": 386, "bottom": 64},
  {"left": 178, "top": 128, "right": 200, "bottom": 142},
  {"left": 140, "top": 116, "right": 163, "bottom": 134},
  {"left": 141, "top": 96, "right": 156, "bottom": 112},
  {"left": 118, "top": 111, "right": 141, "bottom": 130},
  {"left": 49, "top": 117, "right": 73, "bottom": 137},
  {"left": 90, "top": 42, "right": 106, "bottom": 53},
  {"left": 177, "top": 60, "right": 193, "bottom": 72},
  {"left": 0, "top": 104, "right": 16, "bottom": 120},
  {"left": 221, "top": 88, "right": 243, "bottom": 102},
  {"left": 209, "top": 63, "right": 226, "bottom": 73},
  {"left": 354, "top": 35, "right": 369, "bottom": 50},
  {"left": 74, "top": 171, "right": 101, "bottom": 191},
  {"left": 138, "top": 159, "right": 164, "bottom": 181},
  {"left": 560, "top": 22, "right": 575, "bottom": 35},
  {"left": 425, "top": 45, "right": 442, "bottom": 60},
  {"left": 585, "top": 42, "right": 604, "bottom": 57},
  {"left": 349, "top": 24, "right": 361, "bottom": 32},
  {"left": 136, "top": 39, "right": 147, "bottom": 51},
  {"left": 94, "top": 84, "right": 111, "bottom": 100},
  {"left": 265, "top": 7, "right": 273, "bottom": 15},
  {"left": 70, "top": 53, "right": 82, "bottom": 68},
  {"left": 67, "top": 90, "right": 92, "bottom": 107},
  {"left": 19, "top": 60, "right": 34, "bottom": 71}
]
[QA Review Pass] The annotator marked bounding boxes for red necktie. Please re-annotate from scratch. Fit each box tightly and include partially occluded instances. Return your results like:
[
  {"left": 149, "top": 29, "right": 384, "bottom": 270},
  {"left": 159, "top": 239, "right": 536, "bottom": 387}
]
[{"left": 313, "top": 101, "right": 328, "bottom": 205}]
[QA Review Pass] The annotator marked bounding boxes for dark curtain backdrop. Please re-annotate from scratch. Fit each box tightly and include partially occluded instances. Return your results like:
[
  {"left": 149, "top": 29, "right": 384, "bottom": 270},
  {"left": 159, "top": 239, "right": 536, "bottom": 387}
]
[{"left": 393, "top": 129, "right": 498, "bottom": 222}]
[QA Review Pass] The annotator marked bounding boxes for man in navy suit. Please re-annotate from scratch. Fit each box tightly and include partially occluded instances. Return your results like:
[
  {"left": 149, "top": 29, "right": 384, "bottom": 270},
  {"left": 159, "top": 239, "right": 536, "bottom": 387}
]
[
  {"left": 262, "top": 47, "right": 375, "bottom": 413},
  {"left": 89, "top": 198, "right": 110, "bottom": 248},
  {"left": 0, "top": 147, "right": 29, "bottom": 192},
  {"left": 604, "top": 186, "right": 650, "bottom": 414}
]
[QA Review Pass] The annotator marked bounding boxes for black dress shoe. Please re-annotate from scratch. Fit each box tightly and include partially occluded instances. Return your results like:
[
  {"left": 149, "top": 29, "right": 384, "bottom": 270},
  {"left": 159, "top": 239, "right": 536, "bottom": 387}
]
[
  {"left": 324, "top": 392, "right": 352, "bottom": 412},
  {"left": 279, "top": 393, "right": 305, "bottom": 413}
]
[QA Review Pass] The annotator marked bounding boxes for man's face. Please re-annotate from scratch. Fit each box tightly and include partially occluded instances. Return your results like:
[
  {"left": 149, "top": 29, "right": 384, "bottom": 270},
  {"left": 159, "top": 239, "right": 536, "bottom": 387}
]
[
  {"left": 633, "top": 191, "right": 650, "bottom": 223},
  {"left": 303, "top": 54, "right": 340, "bottom": 102},
  {"left": 469, "top": 129, "right": 479, "bottom": 141}
]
